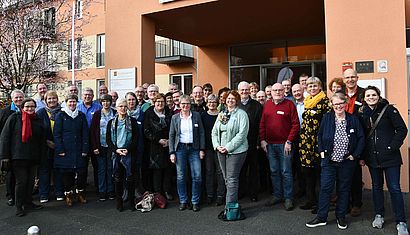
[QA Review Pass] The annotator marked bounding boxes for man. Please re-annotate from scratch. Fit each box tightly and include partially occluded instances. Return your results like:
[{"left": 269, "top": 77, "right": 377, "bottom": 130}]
[
  {"left": 238, "top": 81, "right": 262, "bottom": 202},
  {"left": 99, "top": 84, "right": 108, "bottom": 98},
  {"left": 134, "top": 86, "right": 146, "bottom": 109},
  {"left": 142, "top": 83, "right": 150, "bottom": 101},
  {"left": 168, "top": 83, "right": 178, "bottom": 93},
  {"left": 282, "top": 79, "right": 293, "bottom": 100},
  {"left": 291, "top": 84, "right": 306, "bottom": 198},
  {"left": 191, "top": 86, "right": 207, "bottom": 113},
  {"left": 172, "top": 90, "right": 182, "bottom": 114},
  {"left": 77, "top": 87, "right": 102, "bottom": 192},
  {"left": 141, "top": 84, "right": 159, "bottom": 112},
  {"left": 35, "top": 83, "right": 48, "bottom": 112},
  {"left": 260, "top": 83, "right": 300, "bottom": 210},
  {"left": 265, "top": 85, "right": 272, "bottom": 100},
  {"left": 61, "top": 85, "right": 81, "bottom": 108},
  {"left": 299, "top": 73, "right": 309, "bottom": 97},
  {"left": 0, "top": 90, "right": 24, "bottom": 207},
  {"left": 109, "top": 91, "right": 118, "bottom": 108},
  {"left": 343, "top": 68, "right": 364, "bottom": 217},
  {"left": 256, "top": 91, "right": 266, "bottom": 105},
  {"left": 203, "top": 83, "right": 213, "bottom": 103}
]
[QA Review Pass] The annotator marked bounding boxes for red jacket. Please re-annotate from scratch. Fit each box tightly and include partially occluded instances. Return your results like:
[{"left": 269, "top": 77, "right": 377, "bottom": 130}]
[{"left": 259, "top": 99, "right": 300, "bottom": 144}]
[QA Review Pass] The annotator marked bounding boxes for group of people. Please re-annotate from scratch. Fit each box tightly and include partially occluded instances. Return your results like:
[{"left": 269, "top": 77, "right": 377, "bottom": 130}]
[{"left": 0, "top": 70, "right": 408, "bottom": 234}]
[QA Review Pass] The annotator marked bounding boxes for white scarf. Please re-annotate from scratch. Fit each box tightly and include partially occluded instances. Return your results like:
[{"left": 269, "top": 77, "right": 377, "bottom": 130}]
[{"left": 62, "top": 107, "right": 79, "bottom": 119}]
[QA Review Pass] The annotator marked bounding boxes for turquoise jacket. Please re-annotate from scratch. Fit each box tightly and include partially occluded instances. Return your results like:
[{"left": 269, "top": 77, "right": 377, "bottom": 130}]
[{"left": 212, "top": 107, "right": 249, "bottom": 154}]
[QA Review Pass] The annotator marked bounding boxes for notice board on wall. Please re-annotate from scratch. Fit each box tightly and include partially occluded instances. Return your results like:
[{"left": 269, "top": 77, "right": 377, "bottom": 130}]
[
  {"left": 357, "top": 78, "right": 386, "bottom": 98},
  {"left": 108, "top": 68, "right": 136, "bottom": 99}
]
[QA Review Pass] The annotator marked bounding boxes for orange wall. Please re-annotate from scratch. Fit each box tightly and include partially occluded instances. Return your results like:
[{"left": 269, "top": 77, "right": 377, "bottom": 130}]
[
  {"left": 325, "top": 0, "right": 409, "bottom": 191},
  {"left": 197, "top": 45, "right": 229, "bottom": 91}
]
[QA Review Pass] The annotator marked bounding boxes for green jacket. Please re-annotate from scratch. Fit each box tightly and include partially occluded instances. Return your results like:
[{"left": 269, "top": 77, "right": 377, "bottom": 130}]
[{"left": 212, "top": 107, "right": 249, "bottom": 154}]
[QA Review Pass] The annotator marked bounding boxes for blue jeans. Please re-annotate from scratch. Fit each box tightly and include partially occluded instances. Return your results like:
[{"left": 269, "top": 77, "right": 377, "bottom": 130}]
[
  {"left": 175, "top": 144, "right": 202, "bottom": 204},
  {"left": 267, "top": 144, "right": 293, "bottom": 200},
  {"left": 39, "top": 158, "right": 63, "bottom": 199},
  {"left": 317, "top": 159, "right": 356, "bottom": 220},
  {"left": 96, "top": 147, "right": 114, "bottom": 194},
  {"left": 369, "top": 166, "right": 407, "bottom": 223}
]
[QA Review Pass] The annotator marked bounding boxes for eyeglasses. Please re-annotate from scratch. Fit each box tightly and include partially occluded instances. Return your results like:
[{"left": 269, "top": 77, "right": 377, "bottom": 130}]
[
  {"left": 180, "top": 102, "right": 190, "bottom": 105},
  {"left": 204, "top": 89, "right": 211, "bottom": 92},
  {"left": 272, "top": 89, "right": 284, "bottom": 92},
  {"left": 332, "top": 102, "right": 346, "bottom": 106},
  {"left": 344, "top": 76, "right": 357, "bottom": 79},
  {"left": 24, "top": 106, "right": 36, "bottom": 108}
]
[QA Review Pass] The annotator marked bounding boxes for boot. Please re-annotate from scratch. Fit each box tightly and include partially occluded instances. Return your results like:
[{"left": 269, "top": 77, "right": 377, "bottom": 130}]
[
  {"left": 116, "top": 197, "right": 123, "bottom": 212},
  {"left": 76, "top": 189, "right": 87, "bottom": 204},
  {"left": 64, "top": 191, "right": 73, "bottom": 207}
]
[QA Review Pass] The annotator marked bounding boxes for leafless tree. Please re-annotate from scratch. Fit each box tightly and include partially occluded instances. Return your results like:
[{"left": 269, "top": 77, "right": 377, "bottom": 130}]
[{"left": 0, "top": 0, "right": 95, "bottom": 98}]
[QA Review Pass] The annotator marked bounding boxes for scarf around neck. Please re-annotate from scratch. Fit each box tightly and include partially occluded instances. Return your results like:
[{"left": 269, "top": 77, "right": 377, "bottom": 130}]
[
  {"left": 22, "top": 111, "right": 36, "bottom": 143},
  {"left": 304, "top": 91, "right": 326, "bottom": 109},
  {"left": 62, "top": 107, "right": 79, "bottom": 119},
  {"left": 45, "top": 105, "right": 61, "bottom": 121},
  {"left": 10, "top": 102, "right": 20, "bottom": 112},
  {"left": 110, "top": 114, "right": 133, "bottom": 147}
]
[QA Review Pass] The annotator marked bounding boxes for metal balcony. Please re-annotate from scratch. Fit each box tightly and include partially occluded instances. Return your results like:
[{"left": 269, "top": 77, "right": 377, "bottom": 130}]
[{"left": 155, "top": 39, "right": 194, "bottom": 64}]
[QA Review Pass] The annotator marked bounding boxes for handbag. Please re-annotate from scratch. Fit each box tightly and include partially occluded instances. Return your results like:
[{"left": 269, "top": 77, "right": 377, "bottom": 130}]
[
  {"left": 218, "top": 202, "right": 246, "bottom": 221},
  {"left": 135, "top": 191, "right": 154, "bottom": 212},
  {"left": 153, "top": 192, "right": 167, "bottom": 209}
]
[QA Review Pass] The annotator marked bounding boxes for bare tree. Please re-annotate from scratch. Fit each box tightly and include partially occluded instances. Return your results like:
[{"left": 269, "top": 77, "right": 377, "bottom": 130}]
[{"left": 0, "top": 0, "right": 95, "bottom": 98}]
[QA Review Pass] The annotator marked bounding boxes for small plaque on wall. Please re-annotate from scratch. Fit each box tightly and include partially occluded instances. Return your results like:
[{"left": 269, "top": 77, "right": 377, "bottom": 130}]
[{"left": 355, "top": 61, "right": 374, "bottom": 73}]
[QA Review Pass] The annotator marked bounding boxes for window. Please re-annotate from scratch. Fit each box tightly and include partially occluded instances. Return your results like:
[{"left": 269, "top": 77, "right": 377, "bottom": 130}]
[
  {"left": 75, "top": 0, "right": 83, "bottom": 19},
  {"left": 96, "top": 34, "right": 105, "bottom": 67},
  {"left": 43, "top": 7, "right": 55, "bottom": 31},
  {"left": 170, "top": 74, "right": 192, "bottom": 94},
  {"left": 68, "top": 38, "right": 82, "bottom": 70}
]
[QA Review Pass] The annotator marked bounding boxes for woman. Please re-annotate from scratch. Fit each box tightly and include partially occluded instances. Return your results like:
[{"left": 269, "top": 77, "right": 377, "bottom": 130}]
[
  {"left": 327, "top": 77, "right": 346, "bottom": 94},
  {"left": 358, "top": 86, "right": 408, "bottom": 234},
  {"left": 169, "top": 94, "right": 205, "bottom": 212},
  {"left": 201, "top": 94, "right": 225, "bottom": 206},
  {"left": 54, "top": 94, "right": 89, "bottom": 207},
  {"left": 306, "top": 92, "right": 364, "bottom": 229},
  {"left": 217, "top": 87, "right": 230, "bottom": 112},
  {"left": 0, "top": 98, "right": 45, "bottom": 217},
  {"left": 144, "top": 93, "right": 173, "bottom": 200},
  {"left": 90, "top": 94, "right": 116, "bottom": 201},
  {"left": 107, "top": 98, "right": 139, "bottom": 212},
  {"left": 212, "top": 91, "right": 249, "bottom": 212},
  {"left": 299, "top": 77, "right": 331, "bottom": 212},
  {"left": 249, "top": 82, "right": 259, "bottom": 100},
  {"left": 37, "top": 90, "right": 63, "bottom": 203}
]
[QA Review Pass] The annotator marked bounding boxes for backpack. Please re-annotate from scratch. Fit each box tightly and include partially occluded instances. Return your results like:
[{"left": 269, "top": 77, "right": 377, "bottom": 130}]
[{"left": 218, "top": 202, "right": 246, "bottom": 221}]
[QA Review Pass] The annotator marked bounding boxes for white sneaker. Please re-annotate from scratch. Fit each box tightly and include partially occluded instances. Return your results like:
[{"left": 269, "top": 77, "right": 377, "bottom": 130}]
[
  {"left": 397, "top": 222, "right": 409, "bottom": 235},
  {"left": 56, "top": 197, "right": 64, "bottom": 201},
  {"left": 40, "top": 199, "right": 48, "bottom": 203},
  {"left": 372, "top": 214, "right": 384, "bottom": 229}
]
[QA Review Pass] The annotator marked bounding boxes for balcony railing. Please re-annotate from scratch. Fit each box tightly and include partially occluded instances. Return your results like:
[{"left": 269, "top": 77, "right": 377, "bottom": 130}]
[{"left": 155, "top": 39, "right": 194, "bottom": 64}]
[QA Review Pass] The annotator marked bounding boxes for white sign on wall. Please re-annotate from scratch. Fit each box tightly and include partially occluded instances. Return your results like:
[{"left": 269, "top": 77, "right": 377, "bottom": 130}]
[
  {"left": 108, "top": 67, "right": 136, "bottom": 99},
  {"left": 159, "top": 0, "right": 175, "bottom": 3},
  {"left": 357, "top": 77, "right": 386, "bottom": 98}
]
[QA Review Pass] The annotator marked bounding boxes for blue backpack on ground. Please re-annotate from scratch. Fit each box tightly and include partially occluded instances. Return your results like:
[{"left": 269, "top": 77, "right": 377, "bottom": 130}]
[{"left": 218, "top": 202, "right": 246, "bottom": 221}]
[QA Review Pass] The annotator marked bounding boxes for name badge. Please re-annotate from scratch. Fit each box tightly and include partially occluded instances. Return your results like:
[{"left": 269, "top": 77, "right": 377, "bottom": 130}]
[
  {"left": 194, "top": 123, "right": 199, "bottom": 127},
  {"left": 349, "top": 129, "right": 355, "bottom": 133},
  {"left": 137, "top": 121, "right": 142, "bottom": 125},
  {"left": 355, "top": 101, "right": 362, "bottom": 106},
  {"left": 310, "top": 110, "right": 317, "bottom": 114},
  {"left": 277, "top": 111, "right": 284, "bottom": 115}
]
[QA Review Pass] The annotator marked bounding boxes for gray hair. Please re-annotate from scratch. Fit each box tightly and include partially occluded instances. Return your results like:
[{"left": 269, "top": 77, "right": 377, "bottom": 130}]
[
  {"left": 331, "top": 92, "right": 348, "bottom": 104},
  {"left": 11, "top": 89, "right": 24, "bottom": 98},
  {"left": 116, "top": 98, "right": 127, "bottom": 108},
  {"left": 82, "top": 87, "right": 94, "bottom": 94},
  {"left": 179, "top": 94, "right": 192, "bottom": 104},
  {"left": 306, "top": 77, "right": 322, "bottom": 87},
  {"left": 207, "top": 94, "right": 218, "bottom": 103},
  {"left": 147, "top": 84, "right": 159, "bottom": 91},
  {"left": 238, "top": 81, "right": 250, "bottom": 90}
]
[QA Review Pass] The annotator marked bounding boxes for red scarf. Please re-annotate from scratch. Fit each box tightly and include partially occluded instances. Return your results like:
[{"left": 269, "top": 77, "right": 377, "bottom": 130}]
[{"left": 22, "top": 111, "right": 35, "bottom": 143}]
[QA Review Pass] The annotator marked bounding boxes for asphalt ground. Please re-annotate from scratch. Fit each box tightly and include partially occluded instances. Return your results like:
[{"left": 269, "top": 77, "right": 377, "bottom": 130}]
[{"left": 0, "top": 183, "right": 409, "bottom": 235}]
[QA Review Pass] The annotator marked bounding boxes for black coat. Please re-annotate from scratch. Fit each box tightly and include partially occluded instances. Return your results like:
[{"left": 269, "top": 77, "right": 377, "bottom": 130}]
[
  {"left": 0, "top": 105, "right": 15, "bottom": 134},
  {"left": 143, "top": 106, "right": 171, "bottom": 169},
  {"left": 0, "top": 112, "right": 46, "bottom": 164},
  {"left": 358, "top": 99, "right": 407, "bottom": 168},
  {"left": 238, "top": 98, "right": 262, "bottom": 148}
]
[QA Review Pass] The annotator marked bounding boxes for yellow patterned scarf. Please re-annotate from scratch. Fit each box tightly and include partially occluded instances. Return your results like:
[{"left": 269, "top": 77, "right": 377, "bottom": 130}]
[{"left": 304, "top": 91, "right": 326, "bottom": 109}]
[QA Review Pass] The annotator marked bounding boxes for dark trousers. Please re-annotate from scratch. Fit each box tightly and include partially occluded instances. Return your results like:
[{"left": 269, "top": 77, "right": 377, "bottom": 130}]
[
  {"left": 302, "top": 165, "right": 321, "bottom": 205},
  {"left": 152, "top": 166, "right": 172, "bottom": 193},
  {"left": 350, "top": 162, "right": 363, "bottom": 208},
  {"left": 205, "top": 149, "right": 225, "bottom": 199},
  {"left": 12, "top": 162, "right": 36, "bottom": 208},
  {"left": 317, "top": 160, "right": 356, "bottom": 221},
  {"left": 61, "top": 168, "right": 87, "bottom": 193},
  {"left": 257, "top": 148, "right": 271, "bottom": 193},
  {"left": 239, "top": 148, "right": 260, "bottom": 198},
  {"left": 6, "top": 170, "right": 15, "bottom": 200},
  {"left": 114, "top": 160, "right": 136, "bottom": 206},
  {"left": 292, "top": 138, "right": 306, "bottom": 195}
]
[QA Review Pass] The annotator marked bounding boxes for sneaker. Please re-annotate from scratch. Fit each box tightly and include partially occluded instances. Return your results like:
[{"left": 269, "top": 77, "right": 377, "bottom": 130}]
[
  {"left": 284, "top": 199, "right": 294, "bottom": 211},
  {"left": 397, "top": 222, "right": 409, "bottom": 235},
  {"left": 265, "top": 197, "right": 283, "bottom": 207},
  {"left": 56, "top": 196, "right": 64, "bottom": 201},
  {"left": 372, "top": 214, "right": 384, "bottom": 229},
  {"left": 108, "top": 192, "right": 116, "bottom": 200},
  {"left": 40, "top": 198, "right": 49, "bottom": 203},
  {"left": 7, "top": 198, "right": 15, "bottom": 206},
  {"left": 337, "top": 218, "right": 348, "bottom": 230},
  {"left": 99, "top": 193, "right": 107, "bottom": 202},
  {"left": 306, "top": 218, "right": 327, "bottom": 228}
]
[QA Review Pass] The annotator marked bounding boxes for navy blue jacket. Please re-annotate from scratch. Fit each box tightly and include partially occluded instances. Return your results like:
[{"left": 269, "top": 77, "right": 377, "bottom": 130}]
[
  {"left": 317, "top": 111, "right": 365, "bottom": 163},
  {"left": 53, "top": 111, "right": 89, "bottom": 169}
]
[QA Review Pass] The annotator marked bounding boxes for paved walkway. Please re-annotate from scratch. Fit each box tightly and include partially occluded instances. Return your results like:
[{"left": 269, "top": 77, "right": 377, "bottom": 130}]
[{"left": 0, "top": 185, "right": 409, "bottom": 235}]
